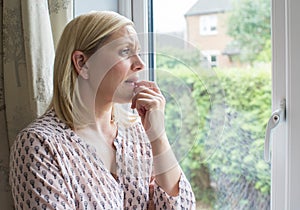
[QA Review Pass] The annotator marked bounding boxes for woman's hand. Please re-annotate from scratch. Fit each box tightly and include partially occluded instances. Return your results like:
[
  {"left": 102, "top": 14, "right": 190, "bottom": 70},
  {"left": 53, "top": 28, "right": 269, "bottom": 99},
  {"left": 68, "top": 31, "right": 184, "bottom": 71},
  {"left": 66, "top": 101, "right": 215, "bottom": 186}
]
[
  {"left": 131, "top": 81, "right": 166, "bottom": 141},
  {"left": 132, "top": 81, "right": 181, "bottom": 196}
]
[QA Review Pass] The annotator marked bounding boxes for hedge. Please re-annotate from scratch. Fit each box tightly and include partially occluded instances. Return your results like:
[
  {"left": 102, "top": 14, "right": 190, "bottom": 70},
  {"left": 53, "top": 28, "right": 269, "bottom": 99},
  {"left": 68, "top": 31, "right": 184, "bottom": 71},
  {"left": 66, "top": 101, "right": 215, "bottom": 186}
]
[{"left": 156, "top": 63, "right": 271, "bottom": 209}]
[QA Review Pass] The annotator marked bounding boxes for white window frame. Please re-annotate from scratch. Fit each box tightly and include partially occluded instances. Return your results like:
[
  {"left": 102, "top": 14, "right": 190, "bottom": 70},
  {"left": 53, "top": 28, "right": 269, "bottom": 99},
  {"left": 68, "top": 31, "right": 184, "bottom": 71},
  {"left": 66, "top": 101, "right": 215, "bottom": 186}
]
[
  {"left": 202, "top": 50, "right": 219, "bottom": 68},
  {"left": 199, "top": 15, "right": 218, "bottom": 35},
  {"left": 119, "top": 0, "right": 150, "bottom": 81},
  {"left": 118, "top": 0, "right": 132, "bottom": 21},
  {"left": 270, "top": 0, "right": 300, "bottom": 208},
  {"left": 284, "top": 0, "right": 300, "bottom": 208},
  {"left": 271, "top": 0, "right": 286, "bottom": 208}
]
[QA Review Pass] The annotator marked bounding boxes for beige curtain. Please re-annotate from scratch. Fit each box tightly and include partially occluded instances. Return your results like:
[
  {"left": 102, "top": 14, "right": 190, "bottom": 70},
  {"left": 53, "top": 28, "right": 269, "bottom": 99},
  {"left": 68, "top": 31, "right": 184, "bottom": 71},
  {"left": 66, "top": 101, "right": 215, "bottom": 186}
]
[{"left": 0, "top": 0, "right": 72, "bottom": 208}]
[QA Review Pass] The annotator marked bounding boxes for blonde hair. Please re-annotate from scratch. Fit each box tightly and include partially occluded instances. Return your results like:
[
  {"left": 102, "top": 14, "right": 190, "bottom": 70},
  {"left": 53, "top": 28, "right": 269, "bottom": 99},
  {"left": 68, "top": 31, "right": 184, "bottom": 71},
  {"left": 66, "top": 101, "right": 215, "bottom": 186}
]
[{"left": 49, "top": 11, "right": 134, "bottom": 129}]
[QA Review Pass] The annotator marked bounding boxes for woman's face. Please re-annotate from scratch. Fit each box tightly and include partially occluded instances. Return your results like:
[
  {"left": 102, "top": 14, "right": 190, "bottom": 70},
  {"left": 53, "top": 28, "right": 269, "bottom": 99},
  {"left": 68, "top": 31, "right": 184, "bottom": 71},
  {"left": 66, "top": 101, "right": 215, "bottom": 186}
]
[{"left": 85, "top": 25, "right": 144, "bottom": 105}]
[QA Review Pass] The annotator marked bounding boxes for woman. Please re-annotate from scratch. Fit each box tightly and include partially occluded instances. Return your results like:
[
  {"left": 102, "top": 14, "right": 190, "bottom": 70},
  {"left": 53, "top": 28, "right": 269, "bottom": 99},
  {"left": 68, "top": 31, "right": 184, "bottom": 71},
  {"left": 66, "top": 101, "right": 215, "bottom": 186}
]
[{"left": 10, "top": 11, "right": 195, "bottom": 209}]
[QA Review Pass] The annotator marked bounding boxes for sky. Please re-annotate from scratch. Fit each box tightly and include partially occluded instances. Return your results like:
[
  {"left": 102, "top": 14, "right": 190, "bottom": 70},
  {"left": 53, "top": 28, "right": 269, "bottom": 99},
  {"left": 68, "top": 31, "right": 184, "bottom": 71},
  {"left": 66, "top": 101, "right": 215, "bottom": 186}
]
[
  {"left": 75, "top": 0, "right": 118, "bottom": 16},
  {"left": 153, "top": 0, "right": 198, "bottom": 33},
  {"left": 74, "top": 0, "right": 198, "bottom": 33}
]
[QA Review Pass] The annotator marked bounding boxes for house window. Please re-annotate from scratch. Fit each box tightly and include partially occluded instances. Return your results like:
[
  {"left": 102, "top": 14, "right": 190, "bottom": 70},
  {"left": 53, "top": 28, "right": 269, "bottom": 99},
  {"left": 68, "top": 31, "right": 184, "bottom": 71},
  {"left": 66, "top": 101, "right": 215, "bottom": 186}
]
[
  {"left": 204, "top": 54, "right": 218, "bottom": 68},
  {"left": 202, "top": 51, "right": 219, "bottom": 68},
  {"left": 210, "top": 55, "right": 217, "bottom": 67},
  {"left": 199, "top": 15, "right": 218, "bottom": 35}
]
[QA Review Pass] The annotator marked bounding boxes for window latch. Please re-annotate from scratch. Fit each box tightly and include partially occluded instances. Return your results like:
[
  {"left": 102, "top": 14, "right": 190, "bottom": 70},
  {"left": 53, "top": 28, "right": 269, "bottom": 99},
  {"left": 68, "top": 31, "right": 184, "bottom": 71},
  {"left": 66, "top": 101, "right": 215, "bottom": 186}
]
[{"left": 264, "top": 99, "right": 286, "bottom": 162}]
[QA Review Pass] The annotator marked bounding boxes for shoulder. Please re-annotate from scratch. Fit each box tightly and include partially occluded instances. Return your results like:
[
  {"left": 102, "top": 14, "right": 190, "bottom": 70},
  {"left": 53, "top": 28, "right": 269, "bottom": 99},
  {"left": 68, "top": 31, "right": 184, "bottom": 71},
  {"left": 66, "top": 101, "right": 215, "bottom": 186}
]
[
  {"left": 31, "top": 109, "right": 69, "bottom": 134},
  {"left": 12, "top": 109, "right": 72, "bottom": 151}
]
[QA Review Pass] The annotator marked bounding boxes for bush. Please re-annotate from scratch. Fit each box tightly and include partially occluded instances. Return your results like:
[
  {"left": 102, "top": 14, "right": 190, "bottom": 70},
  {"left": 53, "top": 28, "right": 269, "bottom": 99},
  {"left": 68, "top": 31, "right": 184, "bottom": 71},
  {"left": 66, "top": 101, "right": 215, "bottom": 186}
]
[{"left": 157, "top": 64, "right": 271, "bottom": 209}]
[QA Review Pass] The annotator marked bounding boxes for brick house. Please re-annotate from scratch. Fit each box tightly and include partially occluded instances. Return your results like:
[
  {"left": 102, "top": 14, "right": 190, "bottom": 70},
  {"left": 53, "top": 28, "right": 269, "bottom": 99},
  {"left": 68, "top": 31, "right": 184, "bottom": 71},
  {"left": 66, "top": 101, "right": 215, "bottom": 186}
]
[{"left": 185, "top": 0, "right": 239, "bottom": 68}]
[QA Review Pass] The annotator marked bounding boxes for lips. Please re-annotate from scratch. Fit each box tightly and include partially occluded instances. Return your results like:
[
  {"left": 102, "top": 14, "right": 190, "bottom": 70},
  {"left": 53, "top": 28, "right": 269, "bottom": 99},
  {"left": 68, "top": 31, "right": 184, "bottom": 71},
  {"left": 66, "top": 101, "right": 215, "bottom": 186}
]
[{"left": 124, "top": 76, "right": 139, "bottom": 85}]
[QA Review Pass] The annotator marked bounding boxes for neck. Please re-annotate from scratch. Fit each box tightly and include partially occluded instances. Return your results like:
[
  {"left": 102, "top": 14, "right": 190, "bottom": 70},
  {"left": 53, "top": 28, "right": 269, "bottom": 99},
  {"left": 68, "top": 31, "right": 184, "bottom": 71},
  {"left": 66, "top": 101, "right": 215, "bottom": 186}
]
[
  {"left": 94, "top": 101, "right": 114, "bottom": 129},
  {"left": 75, "top": 102, "right": 117, "bottom": 174},
  {"left": 89, "top": 102, "right": 118, "bottom": 146}
]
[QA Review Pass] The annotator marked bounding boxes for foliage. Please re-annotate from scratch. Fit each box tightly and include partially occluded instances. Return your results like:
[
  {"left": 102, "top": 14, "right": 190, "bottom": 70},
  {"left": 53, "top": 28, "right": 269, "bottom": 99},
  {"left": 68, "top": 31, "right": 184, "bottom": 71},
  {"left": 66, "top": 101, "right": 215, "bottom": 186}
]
[
  {"left": 156, "top": 47, "right": 202, "bottom": 69},
  {"left": 227, "top": 0, "right": 271, "bottom": 64},
  {"left": 203, "top": 67, "right": 271, "bottom": 209},
  {"left": 156, "top": 65, "right": 216, "bottom": 205},
  {"left": 157, "top": 62, "right": 272, "bottom": 208}
]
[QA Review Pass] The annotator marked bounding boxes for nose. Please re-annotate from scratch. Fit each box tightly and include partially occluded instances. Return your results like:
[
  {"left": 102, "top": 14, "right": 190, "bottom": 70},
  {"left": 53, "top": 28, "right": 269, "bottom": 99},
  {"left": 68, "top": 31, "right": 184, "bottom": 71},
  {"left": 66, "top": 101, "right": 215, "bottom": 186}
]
[{"left": 132, "top": 54, "right": 145, "bottom": 72}]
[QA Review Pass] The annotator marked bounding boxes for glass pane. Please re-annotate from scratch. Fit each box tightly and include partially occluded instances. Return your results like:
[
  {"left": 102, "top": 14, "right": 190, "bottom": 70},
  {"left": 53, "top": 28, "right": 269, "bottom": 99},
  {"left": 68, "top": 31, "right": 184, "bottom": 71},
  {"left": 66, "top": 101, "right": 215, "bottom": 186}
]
[
  {"left": 74, "top": 0, "right": 118, "bottom": 16},
  {"left": 153, "top": 0, "right": 271, "bottom": 209}
]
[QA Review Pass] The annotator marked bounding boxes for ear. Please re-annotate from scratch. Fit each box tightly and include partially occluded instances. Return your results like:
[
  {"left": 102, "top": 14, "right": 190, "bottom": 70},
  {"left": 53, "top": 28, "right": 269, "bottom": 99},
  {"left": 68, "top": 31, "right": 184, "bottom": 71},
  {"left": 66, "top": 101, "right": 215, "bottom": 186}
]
[{"left": 72, "top": 50, "right": 89, "bottom": 79}]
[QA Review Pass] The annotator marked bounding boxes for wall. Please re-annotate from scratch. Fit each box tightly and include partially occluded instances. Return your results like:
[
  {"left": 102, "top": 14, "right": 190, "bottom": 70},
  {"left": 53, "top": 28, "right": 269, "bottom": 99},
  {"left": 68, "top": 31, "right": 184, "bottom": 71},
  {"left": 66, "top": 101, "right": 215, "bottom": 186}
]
[{"left": 186, "top": 12, "right": 234, "bottom": 68}]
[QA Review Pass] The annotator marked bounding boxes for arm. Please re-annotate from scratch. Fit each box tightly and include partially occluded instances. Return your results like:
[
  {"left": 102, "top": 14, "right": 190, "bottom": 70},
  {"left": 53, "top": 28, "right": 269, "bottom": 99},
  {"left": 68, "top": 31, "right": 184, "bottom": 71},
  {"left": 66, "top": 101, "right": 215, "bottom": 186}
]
[
  {"left": 131, "top": 81, "right": 181, "bottom": 195},
  {"left": 150, "top": 133, "right": 181, "bottom": 196},
  {"left": 9, "top": 130, "right": 75, "bottom": 210},
  {"left": 153, "top": 172, "right": 196, "bottom": 209},
  {"left": 131, "top": 81, "right": 196, "bottom": 209},
  {"left": 149, "top": 130, "right": 196, "bottom": 209},
  {"left": 149, "top": 131, "right": 196, "bottom": 209}
]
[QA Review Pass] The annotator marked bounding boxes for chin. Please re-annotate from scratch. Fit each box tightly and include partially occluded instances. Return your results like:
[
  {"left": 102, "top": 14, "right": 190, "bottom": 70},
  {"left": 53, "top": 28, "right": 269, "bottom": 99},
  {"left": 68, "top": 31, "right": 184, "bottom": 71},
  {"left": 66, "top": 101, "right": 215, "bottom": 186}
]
[
  {"left": 113, "top": 87, "right": 135, "bottom": 104},
  {"left": 113, "top": 97, "right": 133, "bottom": 104}
]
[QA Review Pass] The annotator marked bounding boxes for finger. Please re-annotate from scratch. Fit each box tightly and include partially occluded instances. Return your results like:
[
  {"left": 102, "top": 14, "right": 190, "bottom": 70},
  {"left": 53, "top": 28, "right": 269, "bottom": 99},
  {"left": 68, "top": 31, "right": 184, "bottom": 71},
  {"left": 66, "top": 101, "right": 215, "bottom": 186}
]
[
  {"left": 134, "top": 86, "right": 160, "bottom": 96},
  {"left": 131, "top": 90, "right": 161, "bottom": 109},
  {"left": 135, "top": 81, "right": 161, "bottom": 94},
  {"left": 131, "top": 94, "right": 163, "bottom": 110},
  {"left": 135, "top": 98, "right": 154, "bottom": 117},
  {"left": 135, "top": 98, "right": 156, "bottom": 112},
  {"left": 136, "top": 105, "right": 146, "bottom": 117}
]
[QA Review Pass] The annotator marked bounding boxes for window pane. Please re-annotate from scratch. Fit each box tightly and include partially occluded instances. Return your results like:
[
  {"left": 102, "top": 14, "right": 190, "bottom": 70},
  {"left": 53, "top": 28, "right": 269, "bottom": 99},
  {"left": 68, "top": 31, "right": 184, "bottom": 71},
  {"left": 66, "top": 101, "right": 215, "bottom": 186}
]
[
  {"left": 200, "top": 15, "right": 218, "bottom": 35},
  {"left": 153, "top": 0, "right": 271, "bottom": 209},
  {"left": 74, "top": 0, "right": 118, "bottom": 16}
]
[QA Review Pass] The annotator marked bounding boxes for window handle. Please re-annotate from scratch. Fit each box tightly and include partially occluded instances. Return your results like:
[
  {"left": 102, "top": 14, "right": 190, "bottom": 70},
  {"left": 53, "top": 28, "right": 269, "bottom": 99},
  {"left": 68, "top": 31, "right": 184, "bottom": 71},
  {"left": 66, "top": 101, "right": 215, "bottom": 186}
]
[{"left": 264, "top": 99, "right": 286, "bottom": 162}]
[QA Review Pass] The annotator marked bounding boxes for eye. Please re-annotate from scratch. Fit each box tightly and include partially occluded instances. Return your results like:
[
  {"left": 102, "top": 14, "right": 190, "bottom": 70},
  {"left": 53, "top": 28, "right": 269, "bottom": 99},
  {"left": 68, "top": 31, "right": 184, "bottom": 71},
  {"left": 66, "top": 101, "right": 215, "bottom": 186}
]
[
  {"left": 137, "top": 49, "right": 142, "bottom": 57},
  {"left": 119, "top": 48, "right": 130, "bottom": 57}
]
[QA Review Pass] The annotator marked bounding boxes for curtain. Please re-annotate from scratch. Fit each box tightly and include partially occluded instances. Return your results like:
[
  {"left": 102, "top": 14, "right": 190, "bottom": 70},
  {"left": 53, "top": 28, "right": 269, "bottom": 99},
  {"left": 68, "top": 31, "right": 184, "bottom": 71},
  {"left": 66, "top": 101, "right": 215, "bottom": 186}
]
[{"left": 0, "top": 0, "right": 72, "bottom": 208}]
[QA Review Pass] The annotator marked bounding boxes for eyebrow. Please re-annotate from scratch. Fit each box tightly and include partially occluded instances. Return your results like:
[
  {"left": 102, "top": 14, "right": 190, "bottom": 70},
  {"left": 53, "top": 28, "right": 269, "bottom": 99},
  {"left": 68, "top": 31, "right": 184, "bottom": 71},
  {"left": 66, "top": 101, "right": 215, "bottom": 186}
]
[{"left": 118, "top": 38, "right": 141, "bottom": 50}]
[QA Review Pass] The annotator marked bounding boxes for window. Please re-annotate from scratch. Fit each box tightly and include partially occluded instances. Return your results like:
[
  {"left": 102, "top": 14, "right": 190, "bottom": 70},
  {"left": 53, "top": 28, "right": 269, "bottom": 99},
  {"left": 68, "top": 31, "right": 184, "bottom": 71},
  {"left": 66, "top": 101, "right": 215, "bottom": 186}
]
[
  {"left": 210, "top": 55, "right": 217, "bottom": 67},
  {"left": 203, "top": 54, "right": 218, "bottom": 68},
  {"left": 153, "top": 0, "right": 272, "bottom": 209},
  {"left": 71, "top": 0, "right": 300, "bottom": 208},
  {"left": 200, "top": 15, "right": 218, "bottom": 35},
  {"left": 202, "top": 50, "right": 219, "bottom": 68},
  {"left": 74, "top": 0, "right": 118, "bottom": 16}
]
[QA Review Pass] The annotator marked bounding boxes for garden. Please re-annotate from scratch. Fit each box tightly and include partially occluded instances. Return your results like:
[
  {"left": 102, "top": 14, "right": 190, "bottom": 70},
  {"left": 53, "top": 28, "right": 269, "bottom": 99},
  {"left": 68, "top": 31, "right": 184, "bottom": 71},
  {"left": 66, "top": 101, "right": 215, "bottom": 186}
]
[{"left": 156, "top": 58, "right": 271, "bottom": 209}]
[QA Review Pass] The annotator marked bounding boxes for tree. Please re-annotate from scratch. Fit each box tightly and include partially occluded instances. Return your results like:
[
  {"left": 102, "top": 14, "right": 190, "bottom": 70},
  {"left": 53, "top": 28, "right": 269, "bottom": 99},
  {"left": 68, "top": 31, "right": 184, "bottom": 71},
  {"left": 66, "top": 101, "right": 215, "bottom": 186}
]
[{"left": 227, "top": 0, "right": 271, "bottom": 64}]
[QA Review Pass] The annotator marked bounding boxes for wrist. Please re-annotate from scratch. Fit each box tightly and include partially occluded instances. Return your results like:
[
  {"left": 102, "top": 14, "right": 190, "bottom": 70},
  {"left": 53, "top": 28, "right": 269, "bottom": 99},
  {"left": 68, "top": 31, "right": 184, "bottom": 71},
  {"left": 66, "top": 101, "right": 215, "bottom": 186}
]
[
  {"left": 152, "top": 143, "right": 179, "bottom": 176},
  {"left": 150, "top": 132, "right": 170, "bottom": 155}
]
